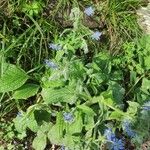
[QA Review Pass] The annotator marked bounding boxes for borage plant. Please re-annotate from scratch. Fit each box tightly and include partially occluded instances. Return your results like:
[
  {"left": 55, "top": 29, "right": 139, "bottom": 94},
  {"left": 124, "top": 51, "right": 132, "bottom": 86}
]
[{"left": 0, "top": 3, "right": 150, "bottom": 150}]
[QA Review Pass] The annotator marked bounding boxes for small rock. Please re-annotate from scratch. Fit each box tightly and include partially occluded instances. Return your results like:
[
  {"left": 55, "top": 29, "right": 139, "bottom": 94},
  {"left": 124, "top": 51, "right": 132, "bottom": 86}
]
[{"left": 137, "top": 2, "right": 150, "bottom": 34}]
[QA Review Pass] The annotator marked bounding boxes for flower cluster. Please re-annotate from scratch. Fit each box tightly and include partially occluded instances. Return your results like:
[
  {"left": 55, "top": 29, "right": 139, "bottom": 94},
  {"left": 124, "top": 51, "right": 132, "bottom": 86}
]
[
  {"left": 104, "top": 128, "right": 125, "bottom": 150},
  {"left": 44, "top": 59, "right": 58, "bottom": 69},
  {"left": 49, "top": 43, "right": 62, "bottom": 51},
  {"left": 122, "top": 120, "right": 136, "bottom": 138},
  {"left": 63, "top": 112, "right": 74, "bottom": 123}
]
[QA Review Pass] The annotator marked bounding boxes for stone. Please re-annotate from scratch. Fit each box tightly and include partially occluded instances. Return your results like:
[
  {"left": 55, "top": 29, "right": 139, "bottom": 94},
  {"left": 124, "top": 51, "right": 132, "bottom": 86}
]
[{"left": 137, "top": 2, "right": 150, "bottom": 34}]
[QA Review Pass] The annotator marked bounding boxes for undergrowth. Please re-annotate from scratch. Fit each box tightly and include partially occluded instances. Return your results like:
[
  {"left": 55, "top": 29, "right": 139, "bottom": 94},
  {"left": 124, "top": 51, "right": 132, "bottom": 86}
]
[{"left": 0, "top": 0, "right": 150, "bottom": 150}]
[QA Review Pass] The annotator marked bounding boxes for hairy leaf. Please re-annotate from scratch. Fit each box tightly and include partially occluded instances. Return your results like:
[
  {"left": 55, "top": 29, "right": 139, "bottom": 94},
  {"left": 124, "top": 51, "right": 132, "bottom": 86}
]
[
  {"left": 13, "top": 84, "right": 39, "bottom": 99},
  {"left": 42, "top": 86, "right": 77, "bottom": 104},
  {"left": 0, "top": 63, "right": 28, "bottom": 92}
]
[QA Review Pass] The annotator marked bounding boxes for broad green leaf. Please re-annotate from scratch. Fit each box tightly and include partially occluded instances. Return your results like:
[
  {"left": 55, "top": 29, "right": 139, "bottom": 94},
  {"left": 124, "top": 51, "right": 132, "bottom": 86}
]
[
  {"left": 39, "top": 122, "right": 53, "bottom": 134},
  {"left": 34, "top": 110, "right": 51, "bottom": 126},
  {"left": 13, "top": 84, "right": 39, "bottom": 99},
  {"left": 27, "top": 112, "right": 39, "bottom": 132},
  {"left": 32, "top": 131, "right": 47, "bottom": 150},
  {"left": 63, "top": 135, "right": 80, "bottom": 149},
  {"left": 14, "top": 114, "right": 27, "bottom": 133},
  {"left": 42, "top": 75, "right": 65, "bottom": 88},
  {"left": 48, "top": 113, "right": 64, "bottom": 145},
  {"left": 84, "top": 115, "right": 94, "bottom": 131},
  {"left": 27, "top": 115, "right": 39, "bottom": 132},
  {"left": 0, "top": 63, "right": 28, "bottom": 92},
  {"left": 108, "top": 111, "right": 123, "bottom": 121},
  {"left": 69, "top": 112, "right": 83, "bottom": 134},
  {"left": 25, "top": 105, "right": 51, "bottom": 132},
  {"left": 42, "top": 86, "right": 77, "bottom": 104},
  {"left": 108, "top": 81, "right": 125, "bottom": 104},
  {"left": 77, "top": 105, "right": 95, "bottom": 116},
  {"left": 48, "top": 125, "right": 63, "bottom": 145}
]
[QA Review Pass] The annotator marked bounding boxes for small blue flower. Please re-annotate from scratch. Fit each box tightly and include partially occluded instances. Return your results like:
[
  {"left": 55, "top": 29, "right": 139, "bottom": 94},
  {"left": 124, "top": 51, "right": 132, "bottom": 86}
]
[
  {"left": 91, "top": 31, "right": 102, "bottom": 40},
  {"left": 60, "top": 146, "right": 69, "bottom": 150},
  {"left": 63, "top": 112, "right": 74, "bottom": 123},
  {"left": 142, "top": 101, "right": 150, "bottom": 111},
  {"left": 112, "top": 138, "right": 125, "bottom": 150},
  {"left": 84, "top": 6, "right": 95, "bottom": 16},
  {"left": 60, "top": 145, "right": 65, "bottom": 150},
  {"left": 49, "top": 43, "right": 62, "bottom": 51},
  {"left": 122, "top": 120, "right": 136, "bottom": 138},
  {"left": 104, "top": 128, "right": 116, "bottom": 141},
  {"left": 44, "top": 59, "right": 58, "bottom": 69},
  {"left": 104, "top": 128, "right": 125, "bottom": 150}
]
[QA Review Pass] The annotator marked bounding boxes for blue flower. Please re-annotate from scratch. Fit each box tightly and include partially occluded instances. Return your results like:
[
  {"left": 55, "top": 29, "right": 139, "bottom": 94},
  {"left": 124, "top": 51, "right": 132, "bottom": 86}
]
[
  {"left": 112, "top": 138, "right": 125, "bottom": 150},
  {"left": 84, "top": 6, "right": 95, "bottom": 16},
  {"left": 104, "top": 128, "right": 116, "bottom": 141},
  {"left": 44, "top": 59, "right": 58, "bottom": 69},
  {"left": 91, "top": 31, "right": 102, "bottom": 40},
  {"left": 60, "top": 145, "right": 65, "bottom": 150},
  {"left": 63, "top": 112, "right": 74, "bottom": 123},
  {"left": 142, "top": 101, "right": 150, "bottom": 111},
  {"left": 104, "top": 128, "right": 125, "bottom": 150},
  {"left": 122, "top": 120, "right": 136, "bottom": 138},
  {"left": 48, "top": 43, "right": 62, "bottom": 51},
  {"left": 60, "top": 146, "right": 69, "bottom": 150}
]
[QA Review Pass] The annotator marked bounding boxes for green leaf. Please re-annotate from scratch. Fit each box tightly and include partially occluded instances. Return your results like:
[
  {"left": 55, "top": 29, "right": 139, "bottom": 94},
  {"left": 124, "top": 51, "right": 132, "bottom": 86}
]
[
  {"left": 84, "top": 115, "right": 94, "bottom": 131},
  {"left": 55, "top": 50, "right": 65, "bottom": 61},
  {"left": 27, "top": 111, "right": 39, "bottom": 132},
  {"left": 13, "top": 84, "right": 39, "bottom": 99},
  {"left": 108, "top": 111, "right": 123, "bottom": 121},
  {"left": 110, "top": 71, "right": 123, "bottom": 81},
  {"left": 130, "top": 70, "right": 137, "bottom": 85},
  {"left": 63, "top": 135, "right": 80, "bottom": 149},
  {"left": 144, "top": 56, "right": 150, "bottom": 70},
  {"left": 100, "top": 93, "right": 125, "bottom": 117},
  {"left": 77, "top": 105, "right": 95, "bottom": 116},
  {"left": 0, "top": 63, "right": 28, "bottom": 92},
  {"left": 42, "top": 86, "right": 77, "bottom": 104},
  {"left": 14, "top": 114, "right": 27, "bottom": 133},
  {"left": 48, "top": 113, "right": 64, "bottom": 145},
  {"left": 32, "top": 131, "right": 47, "bottom": 150},
  {"left": 108, "top": 81, "right": 125, "bottom": 104},
  {"left": 69, "top": 112, "right": 83, "bottom": 134},
  {"left": 126, "top": 101, "right": 139, "bottom": 116},
  {"left": 34, "top": 110, "right": 51, "bottom": 126},
  {"left": 141, "top": 78, "right": 150, "bottom": 94}
]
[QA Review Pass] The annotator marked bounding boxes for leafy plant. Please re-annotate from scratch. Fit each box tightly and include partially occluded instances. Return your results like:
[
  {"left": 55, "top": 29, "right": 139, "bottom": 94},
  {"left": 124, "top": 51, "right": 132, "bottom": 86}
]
[{"left": 0, "top": 0, "right": 150, "bottom": 149}]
